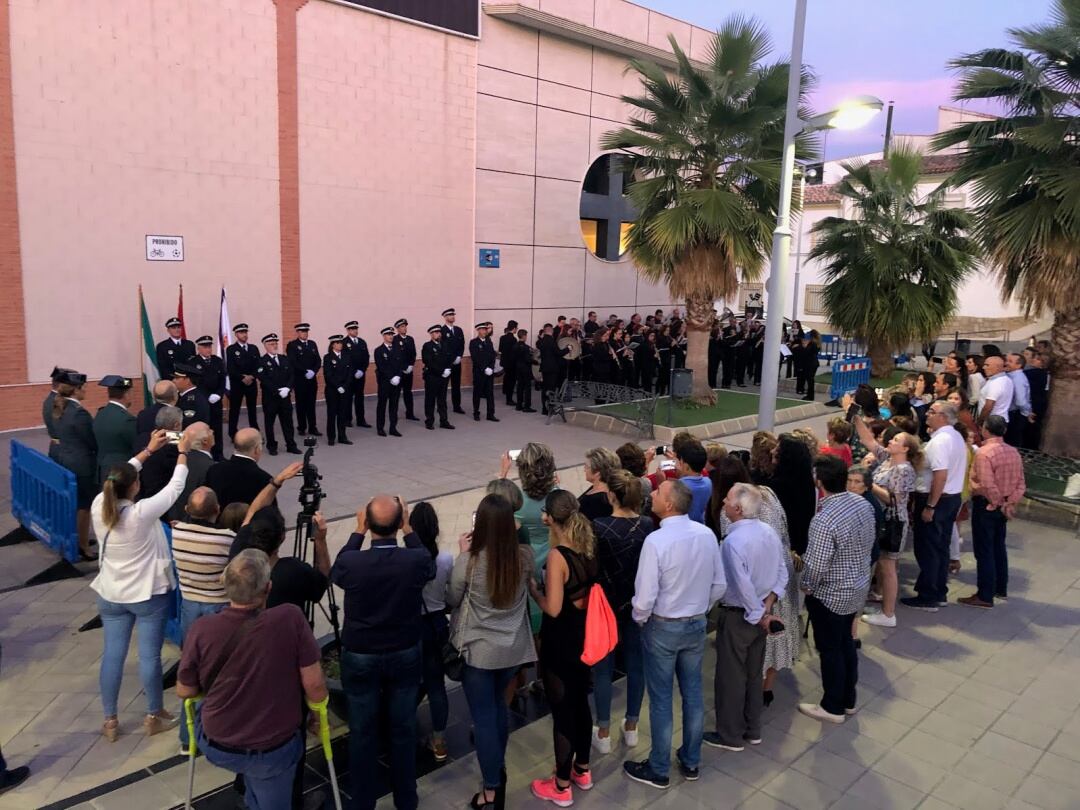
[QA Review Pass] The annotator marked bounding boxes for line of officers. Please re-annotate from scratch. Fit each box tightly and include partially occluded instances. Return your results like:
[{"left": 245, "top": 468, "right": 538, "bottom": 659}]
[{"left": 152, "top": 308, "right": 502, "bottom": 455}]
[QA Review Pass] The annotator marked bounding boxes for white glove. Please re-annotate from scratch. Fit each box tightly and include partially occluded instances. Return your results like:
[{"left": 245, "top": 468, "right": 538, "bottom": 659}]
[
  {"left": 391, "top": 375, "right": 401, "bottom": 386},
  {"left": 277, "top": 387, "right": 290, "bottom": 399},
  {"left": 305, "top": 369, "right": 315, "bottom": 380},
  {"left": 208, "top": 394, "right": 221, "bottom": 404},
  {"left": 337, "top": 386, "right": 345, "bottom": 394},
  {"left": 405, "top": 365, "right": 414, "bottom": 374},
  {"left": 453, "top": 356, "right": 462, "bottom": 365},
  {"left": 485, "top": 367, "right": 493, "bottom": 376},
  {"left": 354, "top": 370, "right": 363, "bottom": 379},
  {"left": 442, "top": 368, "right": 451, "bottom": 379}
]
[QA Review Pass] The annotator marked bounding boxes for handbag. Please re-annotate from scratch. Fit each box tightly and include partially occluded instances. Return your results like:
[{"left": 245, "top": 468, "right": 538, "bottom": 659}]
[
  {"left": 442, "top": 558, "right": 475, "bottom": 682},
  {"left": 879, "top": 493, "right": 905, "bottom": 554}
]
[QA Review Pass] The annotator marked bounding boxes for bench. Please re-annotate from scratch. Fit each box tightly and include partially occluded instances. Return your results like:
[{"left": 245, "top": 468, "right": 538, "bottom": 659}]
[{"left": 545, "top": 380, "right": 659, "bottom": 438}]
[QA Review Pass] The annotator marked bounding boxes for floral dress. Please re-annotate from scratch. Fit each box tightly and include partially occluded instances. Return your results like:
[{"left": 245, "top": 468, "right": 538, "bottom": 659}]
[
  {"left": 719, "top": 486, "right": 800, "bottom": 673},
  {"left": 867, "top": 445, "right": 915, "bottom": 553}
]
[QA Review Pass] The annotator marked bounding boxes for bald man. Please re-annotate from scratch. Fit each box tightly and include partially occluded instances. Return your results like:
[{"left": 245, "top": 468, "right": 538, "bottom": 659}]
[
  {"left": 173, "top": 486, "right": 236, "bottom": 642},
  {"left": 136, "top": 379, "right": 179, "bottom": 450},
  {"left": 330, "top": 496, "right": 435, "bottom": 810},
  {"left": 204, "top": 427, "right": 273, "bottom": 509}
]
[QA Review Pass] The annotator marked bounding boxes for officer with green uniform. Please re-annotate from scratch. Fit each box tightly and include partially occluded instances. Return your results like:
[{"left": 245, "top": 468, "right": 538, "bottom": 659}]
[{"left": 92, "top": 375, "right": 137, "bottom": 483}]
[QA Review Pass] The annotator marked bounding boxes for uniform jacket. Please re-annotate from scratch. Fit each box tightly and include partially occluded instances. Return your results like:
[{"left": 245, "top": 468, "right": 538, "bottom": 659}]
[
  {"left": 440, "top": 324, "right": 466, "bottom": 362},
  {"left": 178, "top": 386, "right": 211, "bottom": 428},
  {"left": 538, "top": 334, "right": 570, "bottom": 374},
  {"left": 227, "top": 341, "right": 261, "bottom": 386},
  {"left": 421, "top": 339, "right": 452, "bottom": 380},
  {"left": 323, "top": 351, "right": 352, "bottom": 392},
  {"left": 498, "top": 332, "right": 518, "bottom": 367},
  {"left": 54, "top": 400, "right": 97, "bottom": 479},
  {"left": 374, "top": 341, "right": 405, "bottom": 385},
  {"left": 393, "top": 334, "right": 417, "bottom": 370},
  {"left": 93, "top": 402, "right": 137, "bottom": 477},
  {"left": 256, "top": 353, "right": 293, "bottom": 395},
  {"left": 469, "top": 337, "right": 497, "bottom": 381},
  {"left": 156, "top": 338, "right": 196, "bottom": 380},
  {"left": 342, "top": 336, "right": 370, "bottom": 382},
  {"left": 286, "top": 339, "right": 321, "bottom": 385},
  {"left": 193, "top": 354, "right": 226, "bottom": 399},
  {"left": 513, "top": 340, "right": 535, "bottom": 376}
]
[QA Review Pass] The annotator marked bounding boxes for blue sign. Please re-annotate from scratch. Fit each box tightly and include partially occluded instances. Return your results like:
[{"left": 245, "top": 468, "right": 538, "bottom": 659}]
[{"left": 479, "top": 249, "right": 500, "bottom": 268}]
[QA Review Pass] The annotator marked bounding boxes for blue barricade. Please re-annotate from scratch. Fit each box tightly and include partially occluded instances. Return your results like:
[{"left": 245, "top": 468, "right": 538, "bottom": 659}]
[
  {"left": 830, "top": 356, "right": 871, "bottom": 401},
  {"left": 10, "top": 440, "right": 81, "bottom": 563},
  {"left": 163, "top": 522, "right": 183, "bottom": 646}
]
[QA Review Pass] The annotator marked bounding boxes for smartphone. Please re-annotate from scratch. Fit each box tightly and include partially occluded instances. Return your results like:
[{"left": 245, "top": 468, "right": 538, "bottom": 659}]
[
  {"left": 659, "top": 459, "right": 676, "bottom": 471},
  {"left": 768, "top": 619, "right": 786, "bottom": 635},
  {"left": 655, "top": 445, "right": 667, "bottom": 455},
  {"left": 508, "top": 449, "right": 521, "bottom": 461},
  {"left": 165, "top": 430, "right": 182, "bottom": 444}
]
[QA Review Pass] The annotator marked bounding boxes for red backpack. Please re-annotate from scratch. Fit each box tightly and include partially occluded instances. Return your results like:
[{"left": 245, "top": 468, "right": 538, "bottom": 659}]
[{"left": 581, "top": 583, "right": 619, "bottom": 666}]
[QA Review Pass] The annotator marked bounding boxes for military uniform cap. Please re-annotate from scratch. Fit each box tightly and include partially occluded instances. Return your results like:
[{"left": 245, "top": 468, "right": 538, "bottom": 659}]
[
  {"left": 262, "top": 333, "right": 279, "bottom": 344},
  {"left": 441, "top": 308, "right": 455, "bottom": 317},
  {"left": 99, "top": 375, "right": 132, "bottom": 389},
  {"left": 328, "top": 334, "right": 344, "bottom": 343},
  {"left": 427, "top": 324, "right": 442, "bottom": 334},
  {"left": 475, "top": 322, "right": 487, "bottom": 330},
  {"left": 51, "top": 365, "right": 75, "bottom": 381},
  {"left": 173, "top": 362, "right": 201, "bottom": 378},
  {"left": 195, "top": 335, "right": 214, "bottom": 346},
  {"left": 58, "top": 370, "right": 87, "bottom": 386},
  {"left": 344, "top": 320, "right": 359, "bottom": 330},
  {"left": 233, "top": 323, "right": 249, "bottom": 332},
  {"left": 294, "top": 323, "right": 310, "bottom": 331},
  {"left": 165, "top": 317, "right": 182, "bottom": 328},
  {"left": 380, "top": 327, "right": 394, "bottom": 336},
  {"left": 394, "top": 318, "right": 408, "bottom": 329}
]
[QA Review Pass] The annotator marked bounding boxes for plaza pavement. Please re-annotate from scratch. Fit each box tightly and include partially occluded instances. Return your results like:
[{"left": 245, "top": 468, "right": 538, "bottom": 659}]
[{"left": 2, "top": 399, "right": 1080, "bottom": 809}]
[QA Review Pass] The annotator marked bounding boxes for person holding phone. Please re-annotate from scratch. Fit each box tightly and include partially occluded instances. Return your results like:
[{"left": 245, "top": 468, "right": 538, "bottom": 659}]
[{"left": 704, "top": 484, "right": 789, "bottom": 752}]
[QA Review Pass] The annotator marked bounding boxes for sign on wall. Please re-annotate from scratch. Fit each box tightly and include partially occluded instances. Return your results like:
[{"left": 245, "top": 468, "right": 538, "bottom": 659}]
[
  {"left": 479, "top": 248, "right": 500, "bottom": 268},
  {"left": 338, "top": 0, "right": 479, "bottom": 37},
  {"left": 146, "top": 235, "right": 184, "bottom": 262}
]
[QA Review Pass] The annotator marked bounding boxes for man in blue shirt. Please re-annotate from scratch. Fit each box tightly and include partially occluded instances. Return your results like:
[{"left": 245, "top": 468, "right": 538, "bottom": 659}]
[
  {"left": 704, "top": 484, "right": 788, "bottom": 751},
  {"left": 331, "top": 496, "right": 435, "bottom": 810},
  {"left": 674, "top": 440, "right": 712, "bottom": 524}
]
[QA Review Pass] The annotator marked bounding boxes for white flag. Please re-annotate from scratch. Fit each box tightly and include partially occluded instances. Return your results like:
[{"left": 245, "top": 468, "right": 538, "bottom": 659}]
[{"left": 218, "top": 287, "right": 231, "bottom": 391}]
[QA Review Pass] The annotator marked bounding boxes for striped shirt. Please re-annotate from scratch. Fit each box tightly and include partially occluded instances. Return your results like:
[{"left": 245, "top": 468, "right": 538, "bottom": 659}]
[
  {"left": 172, "top": 520, "right": 235, "bottom": 604},
  {"left": 802, "top": 492, "right": 875, "bottom": 615}
]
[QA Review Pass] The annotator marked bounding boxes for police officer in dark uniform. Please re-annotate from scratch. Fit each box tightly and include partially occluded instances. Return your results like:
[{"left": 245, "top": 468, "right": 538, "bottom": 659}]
[
  {"left": 155, "top": 317, "right": 196, "bottom": 380},
  {"left": 513, "top": 329, "right": 537, "bottom": 412},
  {"left": 323, "top": 334, "right": 353, "bottom": 446},
  {"left": 374, "top": 327, "right": 403, "bottom": 437},
  {"left": 342, "top": 320, "right": 371, "bottom": 429},
  {"left": 256, "top": 333, "right": 301, "bottom": 455},
  {"left": 440, "top": 308, "right": 466, "bottom": 415},
  {"left": 421, "top": 324, "right": 454, "bottom": 431},
  {"left": 192, "top": 335, "right": 227, "bottom": 460},
  {"left": 93, "top": 375, "right": 137, "bottom": 483},
  {"left": 393, "top": 318, "right": 420, "bottom": 422},
  {"left": 498, "top": 320, "right": 519, "bottom": 407},
  {"left": 174, "top": 363, "right": 210, "bottom": 429},
  {"left": 44, "top": 366, "right": 76, "bottom": 463},
  {"left": 227, "top": 323, "right": 261, "bottom": 439},
  {"left": 286, "top": 323, "right": 321, "bottom": 436},
  {"left": 469, "top": 322, "right": 499, "bottom": 422}
]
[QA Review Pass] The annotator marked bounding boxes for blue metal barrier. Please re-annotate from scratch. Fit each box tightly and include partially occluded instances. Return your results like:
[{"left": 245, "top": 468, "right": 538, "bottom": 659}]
[
  {"left": 830, "top": 356, "right": 872, "bottom": 401},
  {"left": 10, "top": 440, "right": 81, "bottom": 563},
  {"left": 163, "top": 522, "right": 183, "bottom": 646}
]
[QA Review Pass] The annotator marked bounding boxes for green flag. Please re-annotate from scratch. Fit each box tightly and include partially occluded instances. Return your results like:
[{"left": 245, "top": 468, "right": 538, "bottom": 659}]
[{"left": 140, "top": 286, "right": 159, "bottom": 407}]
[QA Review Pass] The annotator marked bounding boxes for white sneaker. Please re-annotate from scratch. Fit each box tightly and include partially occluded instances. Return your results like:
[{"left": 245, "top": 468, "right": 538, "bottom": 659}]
[
  {"left": 861, "top": 612, "right": 896, "bottom": 628},
  {"left": 798, "top": 703, "right": 846, "bottom": 724},
  {"left": 621, "top": 718, "right": 639, "bottom": 748},
  {"left": 592, "top": 726, "right": 612, "bottom": 754}
]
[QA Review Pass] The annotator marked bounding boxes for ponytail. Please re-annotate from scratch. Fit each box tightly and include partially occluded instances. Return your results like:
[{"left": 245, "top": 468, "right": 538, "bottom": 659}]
[
  {"left": 101, "top": 463, "right": 138, "bottom": 529},
  {"left": 52, "top": 383, "right": 76, "bottom": 421},
  {"left": 543, "top": 489, "right": 596, "bottom": 559}
]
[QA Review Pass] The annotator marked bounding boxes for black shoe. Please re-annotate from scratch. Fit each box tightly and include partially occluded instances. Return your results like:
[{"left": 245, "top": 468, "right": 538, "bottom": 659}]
[
  {"left": 802, "top": 395, "right": 815, "bottom": 402},
  {"left": 900, "top": 596, "right": 939, "bottom": 613},
  {"left": 286, "top": 446, "right": 302, "bottom": 455},
  {"left": 327, "top": 439, "right": 335, "bottom": 446},
  {"left": 703, "top": 732, "right": 743, "bottom": 751},
  {"left": 309, "top": 429, "right": 322, "bottom": 436},
  {"left": 267, "top": 446, "right": 279, "bottom": 456},
  {"left": 677, "top": 758, "right": 699, "bottom": 781},
  {"left": 377, "top": 430, "right": 387, "bottom": 437},
  {"left": 0, "top": 766, "right": 30, "bottom": 795},
  {"left": 440, "top": 422, "right": 455, "bottom": 430},
  {"left": 474, "top": 413, "right": 481, "bottom": 421},
  {"left": 623, "top": 760, "right": 669, "bottom": 790},
  {"left": 298, "top": 429, "right": 307, "bottom": 436},
  {"left": 405, "top": 416, "right": 420, "bottom": 422},
  {"left": 339, "top": 438, "right": 353, "bottom": 445},
  {"left": 487, "top": 415, "right": 500, "bottom": 422},
  {"left": 453, "top": 407, "right": 466, "bottom": 415},
  {"left": 854, "top": 639, "right": 862, "bottom": 650},
  {"left": 506, "top": 400, "right": 515, "bottom": 407},
  {"left": 425, "top": 423, "right": 435, "bottom": 430},
  {"left": 389, "top": 429, "right": 402, "bottom": 437},
  {"left": 358, "top": 422, "right": 372, "bottom": 429},
  {"left": 523, "top": 407, "right": 537, "bottom": 413},
  {"left": 344, "top": 421, "right": 354, "bottom": 428},
  {"left": 763, "top": 690, "right": 774, "bottom": 708}
]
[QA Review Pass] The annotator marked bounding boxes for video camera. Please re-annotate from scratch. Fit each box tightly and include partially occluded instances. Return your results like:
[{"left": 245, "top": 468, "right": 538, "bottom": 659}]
[{"left": 298, "top": 437, "right": 324, "bottom": 516}]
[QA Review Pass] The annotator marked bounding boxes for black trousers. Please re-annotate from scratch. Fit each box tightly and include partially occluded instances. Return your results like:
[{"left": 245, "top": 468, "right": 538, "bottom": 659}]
[
  {"left": 399, "top": 373, "right": 416, "bottom": 419},
  {"left": 348, "top": 377, "right": 368, "bottom": 426},
  {"left": 325, "top": 387, "right": 348, "bottom": 442},
  {"left": 473, "top": 375, "right": 495, "bottom": 418},
  {"left": 424, "top": 376, "right": 449, "bottom": 426},
  {"left": 449, "top": 362, "right": 463, "bottom": 410},
  {"left": 707, "top": 349, "right": 721, "bottom": 389},
  {"left": 798, "top": 366, "right": 817, "bottom": 399},
  {"left": 733, "top": 348, "right": 747, "bottom": 385},
  {"left": 377, "top": 382, "right": 400, "bottom": 432},
  {"left": 208, "top": 398, "right": 224, "bottom": 460},
  {"left": 227, "top": 381, "right": 259, "bottom": 437},
  {"left": 720, "top": 349, "right": 735, "bottom": 387},
  {"left": 805, "top": 595, "right": 858, "bottom": 717},
  {"left": 294, "top": 378, "right": 318, "bottom": 432},
  {"left": 1005, "top": 410, "right": 1025, "bottom": 448},
  {"left": 566, "top": 358, "right": 582, "bottom": 382},
  {"left": 657, "top": 360, "right": 671, "bottom": 395},
  {"left": 541, "top": 371, "right": 559, "bottom": 414},
  {"left": 263, "top": 394, "right": 296, "bottom": 450},
  {"left": 515, "top": 371, "right": 532, "bottom": 410},
  {"left": 502, "top": 365, "right": 516, "bottom": 404}
]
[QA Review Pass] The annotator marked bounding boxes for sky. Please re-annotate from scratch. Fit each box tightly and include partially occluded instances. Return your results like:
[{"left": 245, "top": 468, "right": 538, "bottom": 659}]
[{"left": 636, "top": 0, "right": 1054, "bottom": 159}]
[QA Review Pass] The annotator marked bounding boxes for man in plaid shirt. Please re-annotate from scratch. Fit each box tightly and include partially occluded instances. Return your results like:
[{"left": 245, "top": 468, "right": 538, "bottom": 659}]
[
  {"left": 960, "top": 415, "right": 1026, "bottom": 609},
  {"left": 799, "top": 455, "right": 876, "bottom": 725}
]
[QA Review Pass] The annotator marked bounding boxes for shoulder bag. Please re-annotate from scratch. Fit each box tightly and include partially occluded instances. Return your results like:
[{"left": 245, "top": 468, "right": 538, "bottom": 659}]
[
  {"left": 879, "top": 493, "right": 905, "bottom": 554},
  {"left": 442, "top": 557, "right": 475, "bottom": 682}
]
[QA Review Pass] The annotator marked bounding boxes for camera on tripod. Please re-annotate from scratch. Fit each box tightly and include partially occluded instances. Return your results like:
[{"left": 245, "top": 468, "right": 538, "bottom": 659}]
[{"left": 298, "top": 437, "right": 324, "bottom": 515}]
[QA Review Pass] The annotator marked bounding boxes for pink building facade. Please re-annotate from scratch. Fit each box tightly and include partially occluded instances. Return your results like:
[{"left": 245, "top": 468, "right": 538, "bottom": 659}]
[{"left": 0, "top": 0, "right": 700, "bottom": 428}]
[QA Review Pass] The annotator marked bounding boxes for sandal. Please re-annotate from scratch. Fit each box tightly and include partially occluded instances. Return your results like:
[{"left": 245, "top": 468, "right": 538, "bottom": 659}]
[
  {"left": 102, "top": 717, "right": 119, "bottom": 742},
  {"left": 144, "top": 709, "right": 178, "bottom": 736},
  {"left": 470, "top": 789, "right": 497, "bottom": 809}
]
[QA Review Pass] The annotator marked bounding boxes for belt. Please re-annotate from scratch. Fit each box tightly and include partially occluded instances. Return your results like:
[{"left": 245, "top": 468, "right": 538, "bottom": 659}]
[
  {"left": 206, "top": 732, "right": 296, "bottom": 757},
  {"left": 652, "top": 613, "right": 706, "bottom": 622},
  {"left": 719, "top": 605, "right": 746, "bottom": 612}
]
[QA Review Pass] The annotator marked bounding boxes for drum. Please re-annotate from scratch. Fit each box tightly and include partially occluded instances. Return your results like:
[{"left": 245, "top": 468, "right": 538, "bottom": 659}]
[{"left": 558, "top": 335, "right": 582, "bottom": 360}]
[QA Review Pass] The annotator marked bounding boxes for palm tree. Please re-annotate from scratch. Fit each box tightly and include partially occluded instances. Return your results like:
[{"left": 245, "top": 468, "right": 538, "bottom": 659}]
[
  {"left": 932, "top": 0, "right": 1080, "bottom": 455},
  {"left": 601, "top": 18, "right": 816, "bottom": 404},
  {"left": 808, "top": 146, "right": 978, "bottom": 378}
]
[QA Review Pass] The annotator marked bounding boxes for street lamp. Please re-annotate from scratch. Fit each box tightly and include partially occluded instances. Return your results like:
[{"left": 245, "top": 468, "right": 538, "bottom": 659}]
[{"left": 757, "top": 0, "right": 882, "bottom": 431}]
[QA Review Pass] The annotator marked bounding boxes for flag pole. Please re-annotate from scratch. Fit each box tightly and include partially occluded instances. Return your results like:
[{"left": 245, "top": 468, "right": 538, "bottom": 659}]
[{"left": 138, "top": 284, "right": 145, "bottom": 403}]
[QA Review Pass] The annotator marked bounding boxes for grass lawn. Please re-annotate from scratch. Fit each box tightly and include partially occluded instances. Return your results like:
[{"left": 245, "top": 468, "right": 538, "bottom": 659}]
[
  {"left": 816, "top": 368, "right": 910, "bottom": 388},
  {"left": 597, "top": 389, "right": 806, "bottom": 428}
]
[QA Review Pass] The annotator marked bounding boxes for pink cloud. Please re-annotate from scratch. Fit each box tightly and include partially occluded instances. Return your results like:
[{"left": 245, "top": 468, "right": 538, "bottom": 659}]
[{"left": 811, "top": 76, "right": 959, "bottom": 112}]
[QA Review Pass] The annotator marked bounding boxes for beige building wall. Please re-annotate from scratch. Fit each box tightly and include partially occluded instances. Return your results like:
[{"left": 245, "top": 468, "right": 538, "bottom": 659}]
[{"left": 11, "top": 0, "right": 282, "bottom": 381}]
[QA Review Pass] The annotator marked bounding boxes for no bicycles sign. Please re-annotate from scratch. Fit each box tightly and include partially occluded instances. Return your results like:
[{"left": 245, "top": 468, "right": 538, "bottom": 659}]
[{"left": 145, "top": 234, "right": 184, "bottom": 262}]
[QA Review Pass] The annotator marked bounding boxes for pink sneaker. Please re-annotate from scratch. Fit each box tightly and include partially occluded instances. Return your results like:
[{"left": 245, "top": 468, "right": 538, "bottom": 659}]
[
  {"left": 570, "top": 768, "right": 593, "bottom": 791},
  {"left": 531, "top": 777, "right": 573, "bottom": 807}
]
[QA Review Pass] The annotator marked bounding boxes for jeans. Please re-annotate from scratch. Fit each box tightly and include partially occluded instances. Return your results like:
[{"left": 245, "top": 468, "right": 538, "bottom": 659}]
[
  {"left": 971, "top": 496, "right": 1009, "bottom": 603},
  {"left": 418, "top": 613, "right": 450, "bottom": 735},
  {"left": 341, "top": 644, "right": 422, "bottom": 810},
  {"left": 196, "top": 709, "right": 301, "bottom": 810},
  {"left": 642, "top": 617, "right": 706, "bottom": 777},
  {"left": 179, "top": 599, "right": 227, "bottom": 645},
  {"left": 805, "top": 595, "right": 858, "bottom": 716},
  {"left": 913, "top": 493, "right": 961, "bottom": 603},
  {"left": 461, "top": 664, "right": 517, "bottom": 789},
  {"left": 97, "top": 592, "right": 171, "bottom": 717},
  {"left": 592, "top": 616, "right": 644, "bottom": 730}
]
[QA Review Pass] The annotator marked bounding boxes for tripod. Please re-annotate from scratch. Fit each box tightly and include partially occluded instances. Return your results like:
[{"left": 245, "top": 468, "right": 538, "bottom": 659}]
[{"left": 293, "top": 508, "right": 342, "bottom": 651}]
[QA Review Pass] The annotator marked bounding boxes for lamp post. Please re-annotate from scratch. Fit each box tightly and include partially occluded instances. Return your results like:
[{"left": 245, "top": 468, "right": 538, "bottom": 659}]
[{"left": 757, "top": 1, "right": 881, "bottom": 431}]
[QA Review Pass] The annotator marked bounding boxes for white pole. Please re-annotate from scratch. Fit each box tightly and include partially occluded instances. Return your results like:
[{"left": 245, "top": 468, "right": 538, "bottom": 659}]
[
  {"left": 791, "top": 174, "right": 806, "bottom": 322},
  {"left": 758, "top": 0, "right": 809, "bottom": 431}
]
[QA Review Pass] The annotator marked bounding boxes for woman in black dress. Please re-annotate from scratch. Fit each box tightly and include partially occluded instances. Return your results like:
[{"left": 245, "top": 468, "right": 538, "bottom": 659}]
[
  {"left": 529, "top": 491, "right": 599, "bottom": 805},
  {"left": 765, "top": 434, "right": 817, "bottom": 556},
  {"left": 639, "top": 330, "right": 660, "bottom": 393},
  {"left": 590, "top": 328, "right": 616, "bottom": 384},
  {"left": 798, "top": 329, "right": 820, "bottom": 401},
  {"left": 671, "top": 322, "right": 688, "bottom": 369}
]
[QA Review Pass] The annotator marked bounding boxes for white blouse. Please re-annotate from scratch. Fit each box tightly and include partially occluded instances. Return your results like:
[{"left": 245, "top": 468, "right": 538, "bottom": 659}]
[{"left": 90, "top": 456, "right": 188, "bottom": 604}]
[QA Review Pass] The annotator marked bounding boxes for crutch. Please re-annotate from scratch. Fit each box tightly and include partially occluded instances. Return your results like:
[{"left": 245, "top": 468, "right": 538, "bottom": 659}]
[
  {"left": 308, "top": 697, "right": 343, "bottom": 810},
  {"left": 183, "top": 695, "right": 203, "bottom": 810}
]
